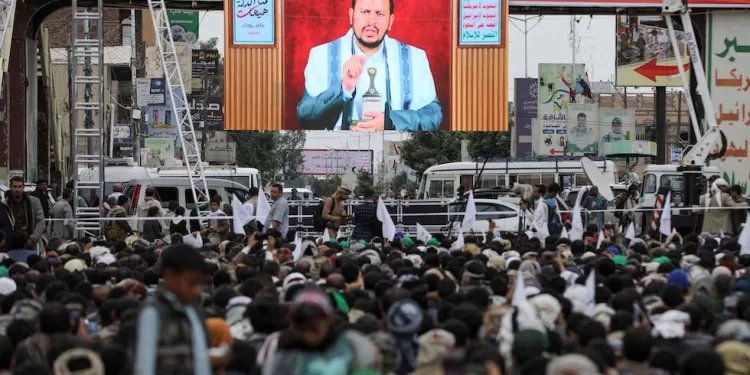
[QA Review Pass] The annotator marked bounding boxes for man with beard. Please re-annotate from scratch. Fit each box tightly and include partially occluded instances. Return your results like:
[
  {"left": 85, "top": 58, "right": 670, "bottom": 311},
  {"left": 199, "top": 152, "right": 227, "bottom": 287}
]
[{"left": 297, "top": 0, "right": 442, "bottom": 131}]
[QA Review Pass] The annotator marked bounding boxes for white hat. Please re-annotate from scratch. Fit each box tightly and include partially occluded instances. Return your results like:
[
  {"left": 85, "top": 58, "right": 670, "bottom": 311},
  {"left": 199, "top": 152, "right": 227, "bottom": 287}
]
[
  {"left": 0, "top": 278, "right": 16, "bottom": 295},
  {"left": 64, "top": 259, "right": 88, "bottom": 272}
]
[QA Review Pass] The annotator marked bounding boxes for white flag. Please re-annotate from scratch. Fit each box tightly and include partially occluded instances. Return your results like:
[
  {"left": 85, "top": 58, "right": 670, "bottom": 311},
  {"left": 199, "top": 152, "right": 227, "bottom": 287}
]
[
  {"left": 462, "top": 191, "right": 477, "bottom": 231},
  {"left": 569, "top": 203, "right": 584, "bottom": 241},
  {"left": 625, "top": 222, "right": 636, "bottom": 241},
  {"left": 584, "top": 270, "right": 596, "bottom": 317},
  {"left": 456, "top": 227, "right": 465, "bottom": 249},
  {"left": 660, "top": 192, "right": 672, "bottom": 237},
  {"left": 720, "top": 228, "right": 725, "bottom": 238},
  {"left": 416, "top": 223, "right": 431, "bottom": 243},
  {"left": 322, "top": 228, "right": 331, "bottom": 243},
  {"left": 231, "top": 194, "right": 251, "bottom": 235},
  {"left": 597, "top": 229, "right": 605, "bottom": 249},
  {"left": 293, "top": 233, "right": 303, "bottom": 262},
  {"left": 377, "top": 198, "right": 397, "bottom": 241},
  {"left": 255, "top": 190, "right": 271, "bottom": 225},
  {"left": 739, "top": 214, "right": 750, "bottom": 255},
  {"left": 183, "top": 232, "right": 202, "bottom": 249},
  {"left": 561, "top": 226, "right": 569, "bottom": 239},
  {"left": 512, "top": 269, "right": 528, "bottom": 307},
  {"left": 336, "top": 227, "right": 343, "bottom": 240}
]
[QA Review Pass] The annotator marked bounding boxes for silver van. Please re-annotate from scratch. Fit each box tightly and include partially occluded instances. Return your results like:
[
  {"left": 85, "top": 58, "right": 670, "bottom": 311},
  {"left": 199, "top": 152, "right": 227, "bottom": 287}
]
[{"left": 122, "top": 177, "right": 250, "bottom": 213}]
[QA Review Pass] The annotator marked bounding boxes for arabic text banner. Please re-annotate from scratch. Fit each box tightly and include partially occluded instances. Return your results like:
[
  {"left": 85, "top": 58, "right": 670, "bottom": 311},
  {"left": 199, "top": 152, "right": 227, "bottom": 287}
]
[
  {"left": 708, "top": 12, "right": 750, "bottom": 192},
  {"left": 537, "top": 63, "right": 585, "bottom": 156},
  {"left": 459, "top": 0, "right": 504, "bottom": 47},
  {"left": 283, "top": 0, "right": 451, "bottom": 131},
  {"left": 231, "top": 0, "right": 275, "bottom": 45},
  {"left": 302, "top": 149, "right": 373, "bottom": 175}
]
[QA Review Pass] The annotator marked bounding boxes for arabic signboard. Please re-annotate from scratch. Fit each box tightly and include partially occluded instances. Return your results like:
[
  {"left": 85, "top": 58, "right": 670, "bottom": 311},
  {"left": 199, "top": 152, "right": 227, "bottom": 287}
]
[
  {"left": 192, "top": 50, "right": 219, "bottom": 77},
  {"left": 707, "top": 12, "right": 750, "bottom": 192},
  {"left": 302, "top": 149, "right": 373, "bottom": 175},
  {"left": 206, "top": 141, "right": 237, "bottom": 164},
  {"left": 186, "top": 95, "right": 224, "bottom": 128},
  {"left": 166, "top": 10, "right": 199, "bottom": 44},
  {"left": 508, "top": 0, "right": 750, "bottom": 7},
  {"left": 671, "top": 147, "right": 683, "bottom": 163},
  {"left": 136, "top": 78, "right": 165, "bottom": 107},
  {"left": 615, "top": 16, "right": 690, "bottom": 87},
  {"left": 459, "top": 0, "right": 504, "bottom": 47},
  {"left": 537, "top": 63, "right": 585, "bottom": 156},
  {"left": 113, "top": 125, "right": 132, "bottom": 146},
  {"left": 565, "top": 103, "right": 599, "bottom": 155},
  {"left": 146, "top": 44, "right": 192, "bottom": 94},
  {"left": 145, "top": 97, "right": 182, "bottom": 148},
  {"left": 514, "top": 78, "right": 537, "bottom": 158},
  {"left": 232, "top": 0, "right": 275, "bottom": 46}
]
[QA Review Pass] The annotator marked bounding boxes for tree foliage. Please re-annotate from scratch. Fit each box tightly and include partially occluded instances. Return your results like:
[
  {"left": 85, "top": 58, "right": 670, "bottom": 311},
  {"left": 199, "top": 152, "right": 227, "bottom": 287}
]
[
  {"left": 278, "top": 131, "right": 306, "bottom": 183},
  {"left": 227, "top": 131, "right": 306, "bottom": 185},
  {"left": 311, "top": 176, "right": 342, "bottom": 198},
  {"left": 399, "top": 131, "right": 463, "bottom": 178},
  {"left": 399, "top": 131, "right": 513, "bottom": 178},
  {"left": 389, "top": 171, "right": 409, "bottom": 194}
]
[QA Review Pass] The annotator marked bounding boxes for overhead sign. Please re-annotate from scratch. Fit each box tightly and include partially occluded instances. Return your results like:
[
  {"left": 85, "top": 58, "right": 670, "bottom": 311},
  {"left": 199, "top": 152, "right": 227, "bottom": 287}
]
[
  {"left": 192, "top": 50, "right": 219, "bottom": 77},
  {"left": 615, "top": 16, "right": 691, "bottom": 87},
  {"left": 136, "top": 78, "right": 165, "bottom": 107},
  {"left": 459, "top": 0, "right": 505, "bottom": 47},
  {"left": 231, "top": 0, "right": 275, "bottom": 46},
  {"left": 166, "top": 10, "right": 199, "bottom": 44},
  {"left": 206, "top": 141, "right": 237, "bottom": 164},
  {"left": 707, "top": 12, "right": 750, "bottom": 192},
  {"left": 536, "top": 63, "right": 586, "bottom": 156},
  {"left": 514, "top": 78, "right": 537, "bottom": 157},
  {"left": 671, "top": 147, "right": 682, "bottom": 162},
  {"left": 302, "top": 149, "right": 373, "bottom": 175},
  {"left": 509, "top": 0, "right": 750, "bottom": 7},
  {"left": 186, "top": 95, "right": 224, "bottom": 128},
  {"left": 113, "top": 125, "right": 133, "bottom": 146}
]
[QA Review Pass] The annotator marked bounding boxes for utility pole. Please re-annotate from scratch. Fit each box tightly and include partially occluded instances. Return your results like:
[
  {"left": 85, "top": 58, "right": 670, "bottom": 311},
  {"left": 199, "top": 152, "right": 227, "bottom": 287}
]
[
  {"left": 131, "top": 9, "right": 140, "bottom": 163},
  {"left": 200, "top": 65, "right": 209, "bottom": 161}
]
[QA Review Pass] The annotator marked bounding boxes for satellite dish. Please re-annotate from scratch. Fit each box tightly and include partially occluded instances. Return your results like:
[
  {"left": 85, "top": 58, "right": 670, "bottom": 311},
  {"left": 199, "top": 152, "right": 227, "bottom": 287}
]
[{"left": 581, "top": 157, "right": 615, "bottom": 201}]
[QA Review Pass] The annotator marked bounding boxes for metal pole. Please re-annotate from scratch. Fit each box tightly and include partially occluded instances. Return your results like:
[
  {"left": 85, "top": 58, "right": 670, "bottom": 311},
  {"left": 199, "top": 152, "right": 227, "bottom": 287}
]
[
  {"left": 131, "top": 9, "right": 139, "bottom": 163},
  {"left": 524, "top": 17, "right": 528, "bottom": 78},
  {"left": 84, "top": 18, "right": 93, "bottom": 160},
  {"left": 656, "top": 87, "right": 667, "bottom": 164},
  {"left": 109, "top": 103, "right": 115, "bottom": 157}
]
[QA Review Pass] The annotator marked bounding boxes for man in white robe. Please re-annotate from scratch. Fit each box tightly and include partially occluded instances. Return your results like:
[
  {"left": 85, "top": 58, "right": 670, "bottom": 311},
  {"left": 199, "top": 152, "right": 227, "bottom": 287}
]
[{"left": 297, "top": 0, "right": 443, "bottom": 132}]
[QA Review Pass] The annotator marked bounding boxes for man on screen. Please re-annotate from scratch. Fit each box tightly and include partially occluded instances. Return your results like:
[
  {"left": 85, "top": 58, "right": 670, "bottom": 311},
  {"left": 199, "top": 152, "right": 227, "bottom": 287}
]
[{"left": 297, "top": 0, "right": 443, "bottom": 131}]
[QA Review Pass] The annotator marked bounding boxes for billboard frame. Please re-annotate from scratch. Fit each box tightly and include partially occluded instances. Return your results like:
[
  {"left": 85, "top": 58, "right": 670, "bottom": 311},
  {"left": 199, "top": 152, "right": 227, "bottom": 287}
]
[
  {"left": 229, "top": 0, "right": 277, "bottom": 48},
  {"left": 302, "top": 149, "right": 374, "bottom": 176}
]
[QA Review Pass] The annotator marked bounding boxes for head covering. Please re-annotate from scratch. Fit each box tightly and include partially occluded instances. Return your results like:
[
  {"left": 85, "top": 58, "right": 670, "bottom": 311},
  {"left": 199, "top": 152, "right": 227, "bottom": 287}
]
[
  {"left": 0, "top": 267, "right": 8, "bottom": 278},
  {"left": 205, "top": 318, "right": 234, "bottom": 347},
  {"left": 717, "top": 340, "right": 750, "bottom": 375},
  {"left": 612, "top": 117, "right": 623, "bottom": 125},
  {"left": 714, "top": 266, "right": 733, "bottom": 278},
  {"left": 530, "top": 294, "right": 562, "bottom": 331},
  {"left": 612, "top": 255, "right": 627, "bottom": 267},
  {"left": 653, "top": 256, "right": 672, "bottom": 265},
  {"left": 387, "top": 299, "right": 423, "bottom": 335},
  {"left": 401, "top": 237, "right": 414, "bottom": 248},
  {"left": 0, "top": 278, "right": 16, "bottom": 295},
  {"left": 292, "top": 289, "right": 333, "bottom": 315},
  {"left": 64, "top": 259, "right": 88, "bottom": 272},
  {"left": 717, "top": 320, "right": 750, "bottom": 344},
  {"left": 606, "top": 246, "right": 620, "bottom": 255},
  {"left": 547, "top": 354, "right": 599, "bottom": 375},
  {"left": 651, "top": 310, "right": 690, "bottom": 339},
  {"left": 416, "top": 329, "right": 455, "bottom": 367},
  {"left": 512, "top": 329, "right": 548, "bottom": 365},
  {"left": 225, "top": 296, "right": 252, "bottom": 326},
  {"left": 426, "top": 238, "right": 440, "bottom": 247},
  {"left": 282, "top": 273, "right": 307, "bottom": 301},
  {"left": 668, "top": 269, "right": 690, "bottom": 291}
]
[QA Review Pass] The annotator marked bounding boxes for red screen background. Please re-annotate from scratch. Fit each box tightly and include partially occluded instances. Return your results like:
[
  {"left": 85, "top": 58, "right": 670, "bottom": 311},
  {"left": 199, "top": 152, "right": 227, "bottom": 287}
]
[{"left": 283, "top": 0, "right": 452, "bottom": 130}]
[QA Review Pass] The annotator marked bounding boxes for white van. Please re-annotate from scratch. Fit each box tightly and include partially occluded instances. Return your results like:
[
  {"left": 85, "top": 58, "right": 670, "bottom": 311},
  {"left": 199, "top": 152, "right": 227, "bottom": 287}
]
[
  {"left": 639, "top": 164, "right": 722, "bottom": 208},
  {"left": 155, "top": 166, "right": 261, "bottom": 189},
  {"left": 122, "top": 178, "right": 251, "bottom": 213},
  {"left": 283, "top": 188, "right": 313, "bottom": 200},
  {"left": 78, "top": 161, "right": 154, "bottom": 199}
]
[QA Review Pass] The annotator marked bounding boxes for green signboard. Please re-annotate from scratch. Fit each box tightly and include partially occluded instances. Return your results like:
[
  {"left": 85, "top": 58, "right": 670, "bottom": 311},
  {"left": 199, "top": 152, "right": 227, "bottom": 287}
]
[{"left": 167, "top": 10, "right": 199, "bottom": 44}]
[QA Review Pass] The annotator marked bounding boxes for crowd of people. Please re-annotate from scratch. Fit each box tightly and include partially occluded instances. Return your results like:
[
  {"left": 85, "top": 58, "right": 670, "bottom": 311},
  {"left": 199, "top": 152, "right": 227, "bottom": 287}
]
[{"left": 0, "top": 178, "right": 747, "bottom": 374}]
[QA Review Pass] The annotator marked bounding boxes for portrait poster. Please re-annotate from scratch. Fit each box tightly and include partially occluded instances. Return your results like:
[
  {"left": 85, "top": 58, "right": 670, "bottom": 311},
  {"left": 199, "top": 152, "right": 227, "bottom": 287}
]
[
  {"left": 536, "top": 63, "right": 585, "bottom": 156},
  {"left": 144, "top": 138, "right": 176, "bottom": 167},
  {"left": 598, "top": 108, "right": 636, "bottom": 156},
  {"left": 283, "top": 0, "right": 451, "bottom": 131},
  {"left": 565, "top": 103, "right": 599, "bottom": 156}
]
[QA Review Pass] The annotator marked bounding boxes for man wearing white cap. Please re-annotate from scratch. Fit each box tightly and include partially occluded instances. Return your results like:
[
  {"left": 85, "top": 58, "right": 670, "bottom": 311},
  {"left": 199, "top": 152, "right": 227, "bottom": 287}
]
[{"left": 701, "top": 178, "right": 747, "bottom": 235}]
